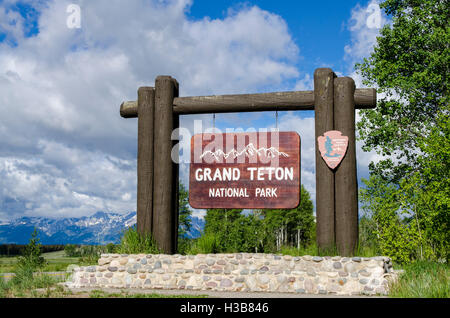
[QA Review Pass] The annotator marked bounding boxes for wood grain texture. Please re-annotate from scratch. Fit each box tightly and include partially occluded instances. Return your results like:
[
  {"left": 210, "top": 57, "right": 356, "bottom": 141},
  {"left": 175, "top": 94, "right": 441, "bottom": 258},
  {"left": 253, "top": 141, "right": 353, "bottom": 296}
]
[
  {"left": 137, "top": 87, "right": 155, "bottom": 236},
  {"left": 314, "top": 68, "right": 336, "bottom": 253},
  {"left": 172, "top": 105, "right": 180, "bottom": 254},
  {"left": 153, "top": 76, "right": 178, "bottom": 254},
  {"left": 174, "top": 91, "right": 315, "bottom": 114},
  {"left": 120, "top": 101, "right": 139, "bottom": 118},
  {"left": 189, "top": 132, "right": 300, "bottom": 209},
  {"left": 353, "top": 88, "right": 377, "bottom": 109},
  {"left": 334, "top": 77, "right": 358, "bottom": 256},
  {"left": 119, "top": 88, "right": 376, "bottom": 117}
]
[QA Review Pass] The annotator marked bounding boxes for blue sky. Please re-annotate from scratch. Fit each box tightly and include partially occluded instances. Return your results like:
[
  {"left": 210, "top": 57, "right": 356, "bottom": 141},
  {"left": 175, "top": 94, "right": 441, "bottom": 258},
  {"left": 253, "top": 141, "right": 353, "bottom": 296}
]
[
  {"left": 0, "top": 0, "right": 388, "bottom": 221},
  {"left": 188, "top": 0, "right": 361, "bottom": 73}
]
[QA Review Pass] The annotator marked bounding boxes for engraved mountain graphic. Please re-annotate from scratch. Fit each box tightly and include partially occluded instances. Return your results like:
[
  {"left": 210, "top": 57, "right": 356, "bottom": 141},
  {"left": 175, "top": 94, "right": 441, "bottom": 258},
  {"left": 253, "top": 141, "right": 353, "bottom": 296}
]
[{"left": 200, "top": 143, "right": 289, "bottom": 161}]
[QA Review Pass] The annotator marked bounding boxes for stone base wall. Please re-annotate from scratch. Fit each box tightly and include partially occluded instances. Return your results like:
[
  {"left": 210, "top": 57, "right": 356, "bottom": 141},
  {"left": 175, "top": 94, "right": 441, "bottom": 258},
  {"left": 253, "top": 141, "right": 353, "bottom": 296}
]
[{"left": 66, "top": 253, "right": 396, "bottom": 295}]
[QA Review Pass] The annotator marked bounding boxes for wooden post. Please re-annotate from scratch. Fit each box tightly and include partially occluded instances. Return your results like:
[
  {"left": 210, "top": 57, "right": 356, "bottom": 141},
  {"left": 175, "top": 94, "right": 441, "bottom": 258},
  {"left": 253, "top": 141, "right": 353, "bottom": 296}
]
[
  {"left": 137, "top": 87, "right": 155, "bottom": 236},
  {"left": 314, "top": 68, "right": 336, "bottom": 253},
  {"left": 153, "top": 76, "right": 178, "bottom": 254},
  {"left": 172, "top": 82, "right": 180, "bottom": 253},
  {"left": 334, "top": 77, "right": 358, "bottom": 256}
]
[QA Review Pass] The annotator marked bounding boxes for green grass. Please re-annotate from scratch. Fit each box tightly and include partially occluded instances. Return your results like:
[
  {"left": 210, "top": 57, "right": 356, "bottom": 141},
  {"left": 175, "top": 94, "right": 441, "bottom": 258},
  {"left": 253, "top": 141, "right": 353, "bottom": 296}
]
[
  {"left": 355, "top": 245, "right": 379, "bottom": 258},
  {"left": 279, "top": 242, "right": 379, "bottom": 258},
  {"left": 42, "top": 250, "right": 86, "bottom": 271},
  {"left": 0, "top": 277, "right": 8, "bottom": 298},
  {"left": 0, "top": 256, "right": 17, "bottom": 273},
  {"left": 0, "top": 271, "right": 67, "bottom": 298},
  {"left": 115, "top": 227, "right": 160, "bottom": 254},
  {"left": 279, "top": 244, "right": 318, "bottom": 257},
  {"left": 0, "top": 250, "right": 95, "bottom": 273},
  {"left": 389, "top": 261, "right": 449, "bottom": 298},
  {"left": 186, "top": 233, "right": 219, "bottom": 254}
]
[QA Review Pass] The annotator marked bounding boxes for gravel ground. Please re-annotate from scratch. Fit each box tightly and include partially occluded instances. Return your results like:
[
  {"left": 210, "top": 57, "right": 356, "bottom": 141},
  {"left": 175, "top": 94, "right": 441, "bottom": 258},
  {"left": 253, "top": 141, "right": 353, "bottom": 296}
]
[{"left": 64, "top": 286, "right": 386, "bottom": 298}]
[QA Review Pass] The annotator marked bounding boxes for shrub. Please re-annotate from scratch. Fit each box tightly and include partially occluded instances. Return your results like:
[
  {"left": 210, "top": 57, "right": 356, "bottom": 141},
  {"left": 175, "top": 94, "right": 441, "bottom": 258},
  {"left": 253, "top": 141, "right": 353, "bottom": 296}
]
[
  {"left": 0, "top": 277, "right": 10, "bottom": 297},
  {"left": 64, "top": 244, "right": 79, "bottom": 257},
  {"left": 116, "top": 226, "right": 160, "bottom": 254},
  {"left": 177, "top": 237, "right": 193, "bottom": 255},
  {"left": 78, "top": 245, "right": 105, "bottom": 264},
  {"left": 187, "top": 233, "right": 218, "bottom": 254},
  {"left": 106, "top": 243, "right": 116, "bottom": 253}
]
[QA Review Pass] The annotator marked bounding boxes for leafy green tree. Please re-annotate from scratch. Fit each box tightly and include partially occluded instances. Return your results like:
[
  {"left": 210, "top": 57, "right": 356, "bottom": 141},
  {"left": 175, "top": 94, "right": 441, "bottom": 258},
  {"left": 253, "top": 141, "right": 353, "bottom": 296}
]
[
  {"left": 203, "top": 208, "right": 243, "bottom": 252},
  {"left": 356, "top": 0, "right": 449, "bottom": 179},
  {"left": 355, "top": 0, "right": 449, "bottom": 262},
  {"left": 197, "top": 186, "right": 315, "bottom": 254},
  {"left": 358, "top": 215, "right": 379, "bottom": 255},
  {"left": 263, "top": 185, "right": 315, "bottom": 251},
  {"left": 360, "top": 175, "right": 420, "bottom": 264},
  {"left": 64, "top": 244, "right": 79, "bottom": 257}
]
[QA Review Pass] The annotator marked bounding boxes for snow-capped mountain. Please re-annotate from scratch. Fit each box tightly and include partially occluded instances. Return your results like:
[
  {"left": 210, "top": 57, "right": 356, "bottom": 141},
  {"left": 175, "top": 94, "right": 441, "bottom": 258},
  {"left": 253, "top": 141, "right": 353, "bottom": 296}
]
[
  {"left": 200, "top": 143, "right": 289, "bottom": 161},
  {"left": 0, "top": 212, "right": 205, "bottom": 245},
  {"left": 185, "top": 216, "right": 205, "bottom": 239}
]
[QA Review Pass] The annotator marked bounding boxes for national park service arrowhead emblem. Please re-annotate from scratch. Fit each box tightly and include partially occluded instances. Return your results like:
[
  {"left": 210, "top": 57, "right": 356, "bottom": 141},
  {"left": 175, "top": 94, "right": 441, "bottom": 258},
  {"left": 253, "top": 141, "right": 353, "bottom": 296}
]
[{"left": 317, "top": 130, "right": 348, "bottom": 169}]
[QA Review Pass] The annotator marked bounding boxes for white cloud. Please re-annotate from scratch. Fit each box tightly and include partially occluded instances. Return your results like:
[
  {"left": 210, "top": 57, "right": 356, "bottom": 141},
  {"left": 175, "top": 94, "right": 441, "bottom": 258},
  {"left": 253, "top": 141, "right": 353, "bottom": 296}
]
[
  {"left": 293, "top": 73, "right": 312, "bottom": 91},
  {"left": 0, "top": 143, "right": 136, "bottom": 220},
  {"left": 343, "top": 0, "right": 389, "bottom": 63},
  {"left": 0, "top": 0, "right": 302, "bottom": 220},
  {"left": 0, "top": 0, "right": 396, "bottom": 223},
  {"left": 277, "top": 112, "right": 316, "bottom": 206}
]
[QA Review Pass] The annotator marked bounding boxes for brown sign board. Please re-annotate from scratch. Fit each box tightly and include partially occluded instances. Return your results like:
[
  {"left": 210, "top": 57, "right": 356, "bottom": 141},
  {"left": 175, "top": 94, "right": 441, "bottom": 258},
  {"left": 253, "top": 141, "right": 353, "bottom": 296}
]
[{"left": 189, "top": 132, "right": 300, "bottom": 209}]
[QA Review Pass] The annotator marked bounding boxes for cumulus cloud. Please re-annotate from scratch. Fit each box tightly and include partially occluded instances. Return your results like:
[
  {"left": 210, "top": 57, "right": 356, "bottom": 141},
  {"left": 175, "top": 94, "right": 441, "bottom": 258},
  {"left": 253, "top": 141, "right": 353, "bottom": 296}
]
[
  {"left": 0, "top": 0, "right": 395, "bottom": 222},
  {"left": 0, "top": 144, "right": 136, "bottom": 221},
  {"left": 293, "top": 73, "right": 312, "bottom": 91},
  {"left": 277, "top": 112, "right": 316, "bottom": 200},
  {"left": 0, "top": 0, "right": 303, "bottom": 221},
  {"left": 344, "top": 0, "right": 389, "bottom": 63}
]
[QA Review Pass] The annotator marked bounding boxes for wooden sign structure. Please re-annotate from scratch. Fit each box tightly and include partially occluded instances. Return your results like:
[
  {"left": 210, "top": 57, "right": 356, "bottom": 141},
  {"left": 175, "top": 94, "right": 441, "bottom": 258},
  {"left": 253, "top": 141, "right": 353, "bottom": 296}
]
[
  {"left": 119, "top": 68, "right": 376, "bottom": 256},
  {"left": 189, "top": 132, "right": 300, "bottom": 209}
]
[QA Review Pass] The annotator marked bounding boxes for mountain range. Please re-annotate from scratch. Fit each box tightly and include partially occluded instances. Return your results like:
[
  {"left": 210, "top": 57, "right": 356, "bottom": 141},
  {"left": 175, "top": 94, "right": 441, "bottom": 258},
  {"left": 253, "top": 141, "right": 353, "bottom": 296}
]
[{"left": 0, "top": 211, "right": 205, "bottom": 245}]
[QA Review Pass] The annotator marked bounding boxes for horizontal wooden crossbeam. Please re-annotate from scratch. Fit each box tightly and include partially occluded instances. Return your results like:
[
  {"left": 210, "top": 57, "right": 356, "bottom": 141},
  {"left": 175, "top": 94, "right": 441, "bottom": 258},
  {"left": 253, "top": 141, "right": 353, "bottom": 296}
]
[{"left": 120, "top": 88, "right": 376, "bottom": 118}]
